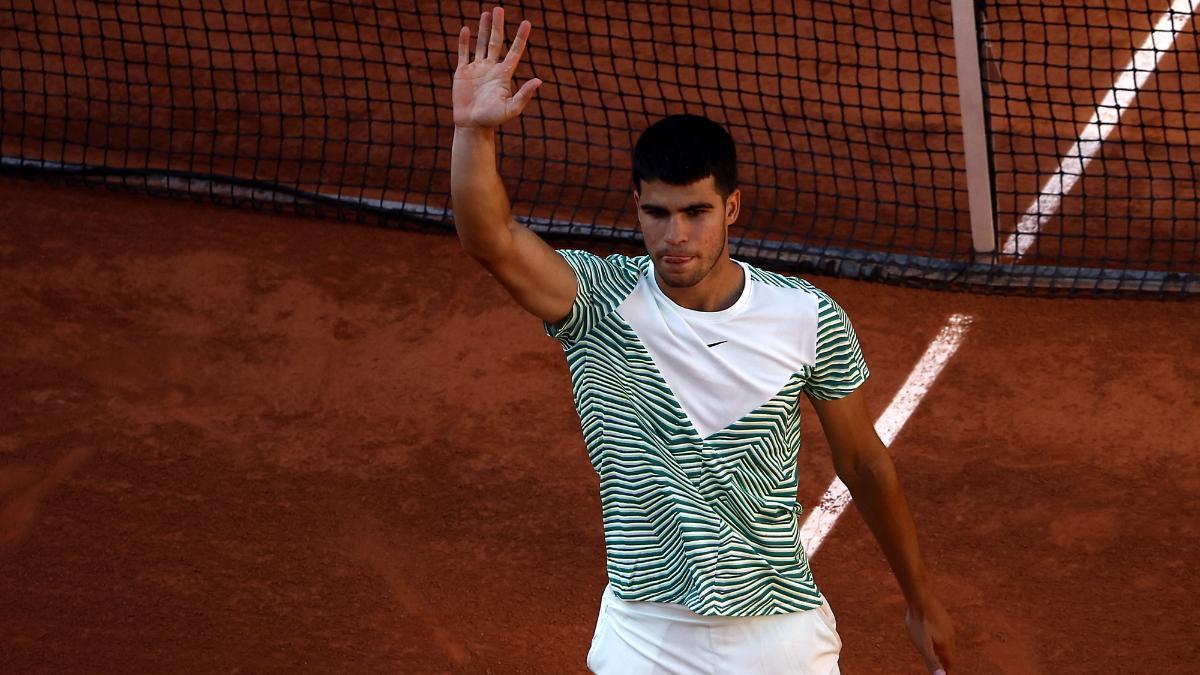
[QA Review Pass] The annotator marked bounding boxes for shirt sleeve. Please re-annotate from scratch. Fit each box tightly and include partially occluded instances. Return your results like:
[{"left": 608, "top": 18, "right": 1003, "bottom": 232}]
[
  {"left": 802, "top": 293, "right": 870, "bottom": 400},
  {"left": 543, "top": 249, "right": 640, "bottom": 347}
]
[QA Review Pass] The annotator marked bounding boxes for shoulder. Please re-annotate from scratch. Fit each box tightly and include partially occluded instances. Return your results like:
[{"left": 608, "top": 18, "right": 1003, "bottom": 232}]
[
  {"left": 555, "top": 249, "right": 649, "bottom": 277},
  {"left": 543, "top": 251, "right": 649, "bottom": 344},
  {"left": 744, "top": 261, "right": 836, "bottom": 307},
  {"left": 742, "top": 263, "right": 860, "bottom": 344},
  {"left": 553, "top": 249, "right": 649, "bottom": 307}
]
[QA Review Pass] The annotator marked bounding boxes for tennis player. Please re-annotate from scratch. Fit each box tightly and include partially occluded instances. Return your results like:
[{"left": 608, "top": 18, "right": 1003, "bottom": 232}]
[{"left": 450, "top": 7, "right": 955, "bottom": 673}]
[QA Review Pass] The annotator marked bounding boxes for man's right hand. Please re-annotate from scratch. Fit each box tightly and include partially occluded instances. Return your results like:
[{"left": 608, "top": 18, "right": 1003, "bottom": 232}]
[{"left": 453, "top": 7, "right": 543, "bottom": 130}]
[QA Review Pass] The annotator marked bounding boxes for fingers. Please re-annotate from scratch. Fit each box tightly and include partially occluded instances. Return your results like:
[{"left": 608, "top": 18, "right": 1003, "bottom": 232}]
[
  {"left": 923, "top": 629, "right": 955, "bottom": 674},
  {"left": 469, "top": 7, "right": 534, "bottom": 71},
  {"left": 503, "top": 20, "right": 532, "bottom": 68},
  {"left": 919, "top": 638, "right": 940, "bottom": 673},
  {"left": 487, "top": 6, "right": 505, "bottom": 61},
  {"left": 456, "top": 26, "right": 470, "bottom": 71},
  {"left": 933, "top": 634, "right": 955, "bottom": 672},
  {"left": 906, "top": 608, "right": 941, "bottom": 673},
  {"left": 930, "top": 606, "right": 955, "bottom": 672},
  {"left": 473, "top": 10, "right": 490, "bottom": 62}
]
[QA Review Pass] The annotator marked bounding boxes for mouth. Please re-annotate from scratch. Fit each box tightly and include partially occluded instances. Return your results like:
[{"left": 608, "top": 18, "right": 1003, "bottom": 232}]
[{"left": 660, "top": 255, "right": 694, "bottom": 266}]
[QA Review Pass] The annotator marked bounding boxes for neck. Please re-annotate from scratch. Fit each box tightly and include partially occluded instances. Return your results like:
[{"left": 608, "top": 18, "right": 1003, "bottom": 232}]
[{"left": 655, "top": 257, "right": 745, "bottom": 312}]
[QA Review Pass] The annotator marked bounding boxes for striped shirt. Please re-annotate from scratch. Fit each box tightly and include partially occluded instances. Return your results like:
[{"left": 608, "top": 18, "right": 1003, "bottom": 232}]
[{"left": 544, "top": 250, "right": 869, "bottom": 616}]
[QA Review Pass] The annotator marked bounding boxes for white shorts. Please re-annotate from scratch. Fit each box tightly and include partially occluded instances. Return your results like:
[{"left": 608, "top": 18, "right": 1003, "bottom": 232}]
[{"left": 587, "top": 583, "right": 842, "bottom": 674}]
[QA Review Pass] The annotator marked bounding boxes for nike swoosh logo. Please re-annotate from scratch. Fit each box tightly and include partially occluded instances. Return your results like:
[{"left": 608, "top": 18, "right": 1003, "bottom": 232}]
[{"left": 706, "top": 340, "right": 728, "bottom": 348}]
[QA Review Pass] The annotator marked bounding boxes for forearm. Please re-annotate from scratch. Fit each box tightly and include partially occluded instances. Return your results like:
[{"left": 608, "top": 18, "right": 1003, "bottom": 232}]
[
  {"left": 450, "top": 125, "right": 516, "bottom": 259},
  {"left": 841, "top": 452, "right": 936, "bottom": 609}
]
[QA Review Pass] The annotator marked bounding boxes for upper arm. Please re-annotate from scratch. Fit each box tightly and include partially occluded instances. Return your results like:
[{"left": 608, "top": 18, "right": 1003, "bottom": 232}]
[
  {"left": 801, "top": 292, "right": 877, "bottom": 479},
  {"left": 472, "top": 221, "right": 578, "bottom": 324},
  {"left": 808, "top": 388, "right": 889, "bottom": 480}
]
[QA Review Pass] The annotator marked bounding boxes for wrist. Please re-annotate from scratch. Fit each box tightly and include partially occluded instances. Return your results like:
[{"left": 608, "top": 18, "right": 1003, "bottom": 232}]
[
  {"left": 906, "top": 587, "right": 941, "bottom": 616},
  {"left": 454, "top": 123, "right": 497, "bottom": 137}
]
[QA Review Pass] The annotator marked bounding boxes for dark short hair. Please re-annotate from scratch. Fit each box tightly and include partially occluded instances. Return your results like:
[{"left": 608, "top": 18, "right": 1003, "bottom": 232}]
[{"left": 632, "top": 114, "right": 737, "bottom": 197}]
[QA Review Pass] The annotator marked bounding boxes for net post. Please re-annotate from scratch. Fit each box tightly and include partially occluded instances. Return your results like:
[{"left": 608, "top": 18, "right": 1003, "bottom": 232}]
[{"left": 951, "top": 0, "right": 997, "bottom": 254}]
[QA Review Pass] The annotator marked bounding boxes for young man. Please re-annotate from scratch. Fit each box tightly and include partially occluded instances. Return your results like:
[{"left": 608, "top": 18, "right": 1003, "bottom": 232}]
[{"left": 450, "top": 7, "right": 955, "bottom": 673}]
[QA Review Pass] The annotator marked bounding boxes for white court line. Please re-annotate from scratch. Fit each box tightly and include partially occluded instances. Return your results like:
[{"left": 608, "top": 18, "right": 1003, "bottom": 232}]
[
  {"left": 800, "top": 314, "right": 974, "bottom": 558},
  {"left": 1002, "top": 0, "right": 1200, "bottom": 257}
]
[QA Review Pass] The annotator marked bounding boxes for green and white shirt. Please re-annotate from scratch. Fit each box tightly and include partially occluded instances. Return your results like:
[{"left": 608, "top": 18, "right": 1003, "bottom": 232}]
[{"left": 544, "top": 250, "right": 869, "bottom": 617}]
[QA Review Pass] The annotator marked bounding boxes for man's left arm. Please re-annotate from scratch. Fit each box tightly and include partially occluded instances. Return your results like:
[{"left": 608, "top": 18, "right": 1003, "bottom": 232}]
[{"left": 809, "top": 387, "right": 956, "bottom": 674}]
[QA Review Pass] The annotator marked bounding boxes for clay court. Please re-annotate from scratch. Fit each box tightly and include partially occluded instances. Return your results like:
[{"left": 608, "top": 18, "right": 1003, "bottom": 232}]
[
  {"left": 2, "top": 0, "right": 1199, "bottom": 673},
  {"left": 3, "top": 176, "right": 1199, "bottom": 672}
]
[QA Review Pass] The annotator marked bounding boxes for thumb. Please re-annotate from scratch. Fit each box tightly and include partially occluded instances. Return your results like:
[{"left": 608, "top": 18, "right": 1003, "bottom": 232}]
[{"left": 507, "top": 77, "right": 543, "bottom": 115}]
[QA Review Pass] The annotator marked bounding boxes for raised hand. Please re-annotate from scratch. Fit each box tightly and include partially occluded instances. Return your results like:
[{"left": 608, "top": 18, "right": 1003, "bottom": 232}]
[{"left": 453, "top": 7, "right": 543, "bottom": 129}]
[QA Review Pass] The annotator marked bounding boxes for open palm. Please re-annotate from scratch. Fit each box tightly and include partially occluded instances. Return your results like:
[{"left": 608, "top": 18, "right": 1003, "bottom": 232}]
[{"left": 453, "top": 7, "right": 542, "bottom": 129}]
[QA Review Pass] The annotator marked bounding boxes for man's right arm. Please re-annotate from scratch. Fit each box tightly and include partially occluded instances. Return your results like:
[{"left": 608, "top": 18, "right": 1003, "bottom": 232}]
[{"left": 450, "top": 7, "right": 576, "bottom": 325}]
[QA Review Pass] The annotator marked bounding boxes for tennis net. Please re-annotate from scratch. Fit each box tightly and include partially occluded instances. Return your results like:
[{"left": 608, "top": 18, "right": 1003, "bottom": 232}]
[{"left": 1, "top": 0, "right": 1196, "bottom": 295}]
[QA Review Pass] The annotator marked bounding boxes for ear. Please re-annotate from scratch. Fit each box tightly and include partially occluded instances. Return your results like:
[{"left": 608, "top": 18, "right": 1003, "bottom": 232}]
[
  {"left": 725, "top": 188, "right": 741, "bottom": 226},
  {"left": 633, "top": 189, "right": 641, "bottom": 206}
]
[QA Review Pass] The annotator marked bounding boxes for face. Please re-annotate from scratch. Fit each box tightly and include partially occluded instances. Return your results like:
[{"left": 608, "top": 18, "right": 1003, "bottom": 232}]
[{"left": 635, "top": 176, "right": 741, "bottom": 289}]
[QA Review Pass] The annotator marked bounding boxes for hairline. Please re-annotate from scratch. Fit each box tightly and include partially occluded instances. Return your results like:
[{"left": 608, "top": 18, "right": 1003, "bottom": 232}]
[{"left": 633, "top": 174, "right": 736, "bottom": 201}]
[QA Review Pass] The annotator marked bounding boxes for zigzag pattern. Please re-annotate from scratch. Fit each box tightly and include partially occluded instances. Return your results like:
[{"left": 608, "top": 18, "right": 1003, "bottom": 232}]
[{"left": 548, "top": 251, "right": 868, "bottom": 617}]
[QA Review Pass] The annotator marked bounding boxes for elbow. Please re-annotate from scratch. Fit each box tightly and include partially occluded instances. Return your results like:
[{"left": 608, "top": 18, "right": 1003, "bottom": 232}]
[
  {"left": 834, "top": 444, "right": 895, "bottom": 494},
  {"left": 457, "top": 224, "right": 514, "bottom": 264},
  {"left": 453, "top": 218, "right": 516, "bottom": 265},
  {"left": 834, "top": 458, "right": 868, "bottom": 494},
  {"left": 457, "top": 237, "right": 492, "bottom": 262}
]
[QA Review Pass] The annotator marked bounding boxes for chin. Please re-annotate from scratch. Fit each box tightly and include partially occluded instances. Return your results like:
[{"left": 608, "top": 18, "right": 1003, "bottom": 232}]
[{"left": 655, "top": 262, "right": 705, "bottom": 288}]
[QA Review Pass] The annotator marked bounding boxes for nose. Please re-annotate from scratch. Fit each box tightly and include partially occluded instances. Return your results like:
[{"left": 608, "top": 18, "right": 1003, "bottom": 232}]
[{"left": 664, "top": 213, "right": 689, "bottom": 245}]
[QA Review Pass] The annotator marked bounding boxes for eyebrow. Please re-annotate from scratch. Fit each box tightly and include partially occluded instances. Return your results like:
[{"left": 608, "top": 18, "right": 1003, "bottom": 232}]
[{"left": 640, "top": 201, "right": 715, "bottom": 211}]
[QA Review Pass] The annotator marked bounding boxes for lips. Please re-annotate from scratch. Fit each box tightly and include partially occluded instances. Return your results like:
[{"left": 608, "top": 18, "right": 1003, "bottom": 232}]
[{"left": 661, "top": 255, "right": 693, "bottom": 265}]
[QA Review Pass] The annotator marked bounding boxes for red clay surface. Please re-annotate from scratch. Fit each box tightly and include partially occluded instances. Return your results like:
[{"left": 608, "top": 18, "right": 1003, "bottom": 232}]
[{"left": 2, "top": 176, "right": 1199, "bottom": 672}]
